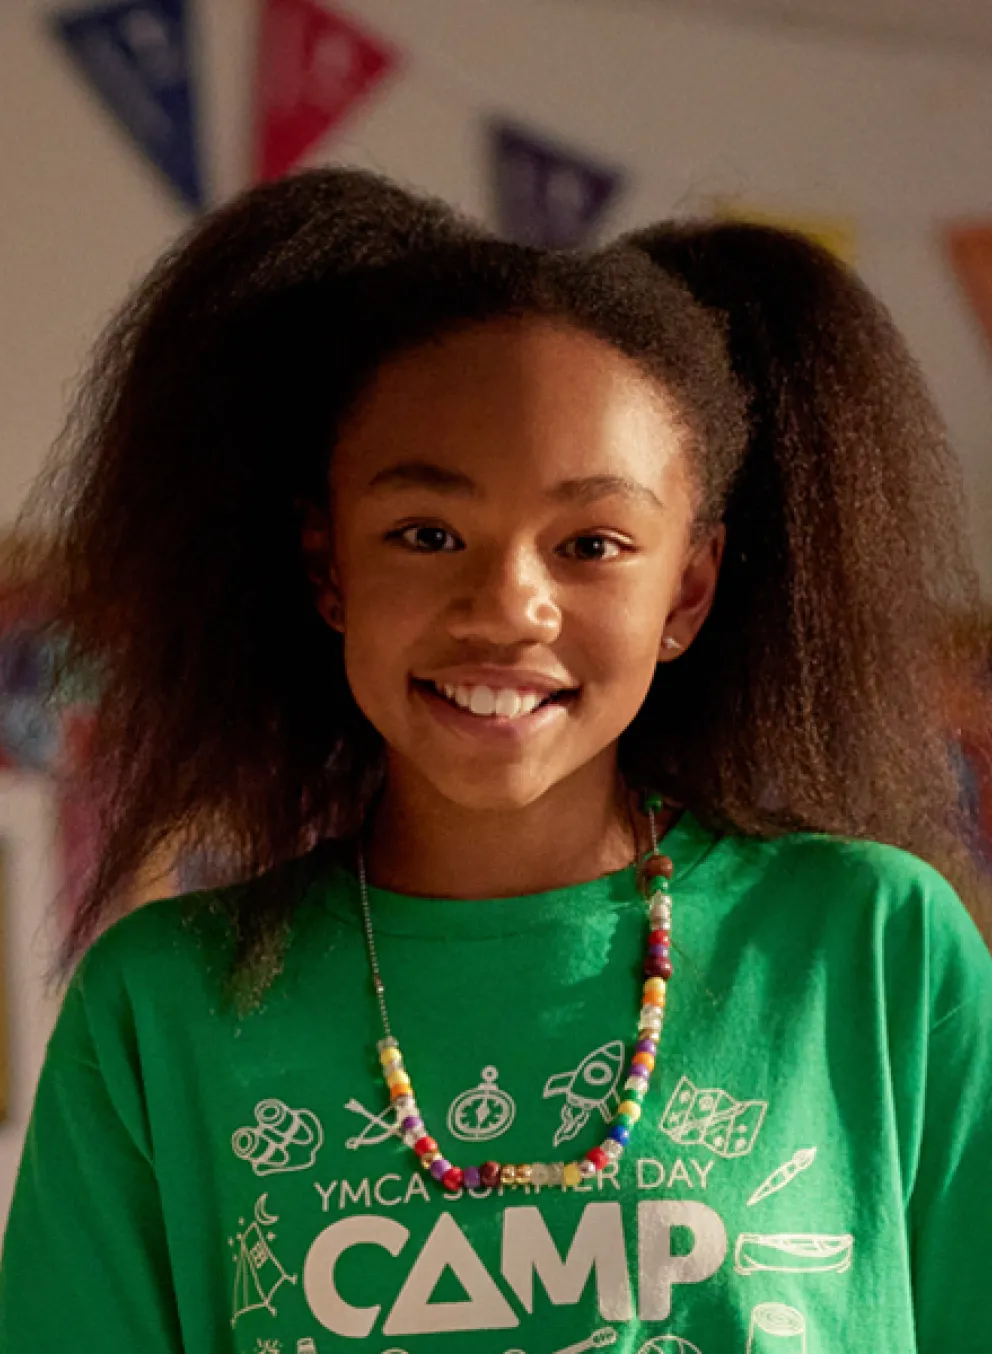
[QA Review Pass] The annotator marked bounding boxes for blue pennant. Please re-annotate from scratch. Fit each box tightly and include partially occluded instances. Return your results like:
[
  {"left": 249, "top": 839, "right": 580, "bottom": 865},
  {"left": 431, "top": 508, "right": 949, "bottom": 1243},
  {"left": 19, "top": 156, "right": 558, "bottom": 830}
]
[
  {"left": 52, "top": 0, "right": 204, "bottom": 211},
  {"left": 489, "top": 118, "right": 626, "bottom": 250}
]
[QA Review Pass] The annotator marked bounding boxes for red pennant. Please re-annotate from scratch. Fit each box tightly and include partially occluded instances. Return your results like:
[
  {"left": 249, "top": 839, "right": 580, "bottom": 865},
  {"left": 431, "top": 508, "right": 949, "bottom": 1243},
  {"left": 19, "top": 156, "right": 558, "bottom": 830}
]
[
  {"left": 946, "top": 222, "right": 992, "bottom": 358},
  {"left": 255, "top": 0, "right": 398, "bottom": 182}
]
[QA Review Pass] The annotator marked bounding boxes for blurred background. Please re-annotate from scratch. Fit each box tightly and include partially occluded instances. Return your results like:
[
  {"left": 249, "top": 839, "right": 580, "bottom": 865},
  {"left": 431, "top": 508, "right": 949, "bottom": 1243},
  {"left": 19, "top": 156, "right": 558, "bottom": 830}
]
[{"left": 3, "top": 0, "right": 992, "bottom": 1230}]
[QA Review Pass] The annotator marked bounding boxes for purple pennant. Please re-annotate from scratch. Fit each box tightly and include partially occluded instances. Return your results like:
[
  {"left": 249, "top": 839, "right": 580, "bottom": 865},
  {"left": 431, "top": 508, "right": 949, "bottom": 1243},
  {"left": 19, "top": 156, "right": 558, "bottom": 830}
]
[
  {"left": 52, "top": 0, "right": 204, "bottom": 211},
  {"left": 488, "top": 118, "right": 626, "bottom": 250}
]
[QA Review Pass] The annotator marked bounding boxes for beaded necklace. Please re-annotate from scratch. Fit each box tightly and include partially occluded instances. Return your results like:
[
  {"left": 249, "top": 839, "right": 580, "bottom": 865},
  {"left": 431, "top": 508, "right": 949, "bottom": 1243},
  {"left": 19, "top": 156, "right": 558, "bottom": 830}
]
[{"left": 357, "top": 792, "right": 675, "bottom": 1194}]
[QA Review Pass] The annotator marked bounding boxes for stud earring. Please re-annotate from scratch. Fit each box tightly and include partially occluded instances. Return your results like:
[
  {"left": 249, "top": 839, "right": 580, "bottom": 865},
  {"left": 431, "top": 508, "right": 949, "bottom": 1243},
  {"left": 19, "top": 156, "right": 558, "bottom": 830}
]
[{"left": 661, "top": 636, "right": 683, "bottom": 653}]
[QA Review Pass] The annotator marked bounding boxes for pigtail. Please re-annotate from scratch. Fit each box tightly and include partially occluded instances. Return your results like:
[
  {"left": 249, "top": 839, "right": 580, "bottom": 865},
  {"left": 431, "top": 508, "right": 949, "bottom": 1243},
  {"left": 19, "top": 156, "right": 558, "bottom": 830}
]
[
  {"left": 30, "top": 170, "right": 471, "bottom": 981},
  {"left": 622, "top": 222, "right": 987, "bottom": 928}
]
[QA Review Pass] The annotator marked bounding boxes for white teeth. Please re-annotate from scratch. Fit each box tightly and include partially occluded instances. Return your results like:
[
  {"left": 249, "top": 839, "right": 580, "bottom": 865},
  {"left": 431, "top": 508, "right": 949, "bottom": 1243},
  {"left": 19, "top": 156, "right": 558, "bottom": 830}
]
[
  {"left": 434, "top": 683, "right": 553, "bottom": 719},
  {"left": 494, "top": 689, "right": 519, "bottom": 718},
  {"left": 469, "top": 687, "right": 496, "bottom": 716}
]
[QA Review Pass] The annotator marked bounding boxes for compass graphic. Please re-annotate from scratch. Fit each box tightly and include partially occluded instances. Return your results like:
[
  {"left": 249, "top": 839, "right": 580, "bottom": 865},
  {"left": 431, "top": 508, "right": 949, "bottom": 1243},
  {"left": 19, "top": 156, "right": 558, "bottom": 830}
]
[{"left": 447, "top": 1066, "right": 516, "bottom": 1142}]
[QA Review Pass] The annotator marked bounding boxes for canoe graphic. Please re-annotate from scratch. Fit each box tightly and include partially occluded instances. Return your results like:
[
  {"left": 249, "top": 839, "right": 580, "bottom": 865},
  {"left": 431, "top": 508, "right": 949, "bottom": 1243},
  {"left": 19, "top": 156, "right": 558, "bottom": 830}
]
[{"left": 734, "top": 1231, "right": 854, "bottom": 1275}]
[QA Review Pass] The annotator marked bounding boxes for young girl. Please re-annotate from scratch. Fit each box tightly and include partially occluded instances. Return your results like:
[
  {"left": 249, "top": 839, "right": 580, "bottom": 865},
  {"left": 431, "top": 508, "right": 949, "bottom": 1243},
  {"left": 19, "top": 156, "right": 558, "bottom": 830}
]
[{"left": 1, "top": 168, "right": 990, "bottom": 1354}]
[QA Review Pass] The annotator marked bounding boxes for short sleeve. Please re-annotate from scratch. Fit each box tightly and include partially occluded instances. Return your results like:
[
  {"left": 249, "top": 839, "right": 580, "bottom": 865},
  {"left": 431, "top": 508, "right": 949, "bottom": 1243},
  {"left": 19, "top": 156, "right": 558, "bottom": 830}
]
[
  {"left": 0, "top": 942, "right": 184, "bottom": 1351},
  {"left": 909, "top": 882, "right": 992, "bottom": 1352}
]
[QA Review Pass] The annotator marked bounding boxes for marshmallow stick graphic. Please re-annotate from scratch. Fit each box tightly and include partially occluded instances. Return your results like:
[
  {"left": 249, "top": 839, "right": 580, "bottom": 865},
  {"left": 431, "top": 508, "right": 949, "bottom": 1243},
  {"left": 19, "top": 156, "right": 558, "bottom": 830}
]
[{"left": 747, "top": 1148, "right": 817, "bottom": 1206}]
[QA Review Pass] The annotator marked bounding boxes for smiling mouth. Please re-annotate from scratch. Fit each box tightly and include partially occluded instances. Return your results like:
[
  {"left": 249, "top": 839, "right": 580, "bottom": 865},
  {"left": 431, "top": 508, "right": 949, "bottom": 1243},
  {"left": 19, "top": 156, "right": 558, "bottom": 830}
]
[{"left": 415, "top": 679, "right": 575, "bottom": 720}]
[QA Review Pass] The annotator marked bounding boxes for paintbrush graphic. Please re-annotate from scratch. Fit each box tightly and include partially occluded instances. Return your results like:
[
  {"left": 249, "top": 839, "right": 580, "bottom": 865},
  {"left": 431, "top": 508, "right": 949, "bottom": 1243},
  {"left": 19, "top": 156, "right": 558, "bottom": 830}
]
[{"left": 747, "top": 1147, "right": 817, "bottom": 1206}]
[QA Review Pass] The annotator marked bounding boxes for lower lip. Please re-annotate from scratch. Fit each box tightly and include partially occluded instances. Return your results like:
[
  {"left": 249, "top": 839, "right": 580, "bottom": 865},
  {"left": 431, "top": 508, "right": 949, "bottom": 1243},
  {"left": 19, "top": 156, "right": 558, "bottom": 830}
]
[{"left": 414, "top": 683, "right": 572, "bottom": 740}]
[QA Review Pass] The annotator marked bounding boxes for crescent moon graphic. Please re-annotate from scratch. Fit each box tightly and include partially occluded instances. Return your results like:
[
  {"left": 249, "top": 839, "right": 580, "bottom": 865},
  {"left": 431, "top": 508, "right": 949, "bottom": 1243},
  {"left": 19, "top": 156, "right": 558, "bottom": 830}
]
[{"left": 255, "top": 1193, "right": 279, "bottom": 1227}]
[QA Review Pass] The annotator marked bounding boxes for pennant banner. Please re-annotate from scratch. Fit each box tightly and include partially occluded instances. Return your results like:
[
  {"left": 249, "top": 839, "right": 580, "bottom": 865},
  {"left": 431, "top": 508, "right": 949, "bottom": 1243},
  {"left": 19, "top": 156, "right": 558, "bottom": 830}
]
[
  {"left": 255, "top": 0, "right": 399, "bottom": 183},
  {"left": 52, "top": 0, "right": 204, "bottom": 210},
  {"left": 946, "top": 222, "right": 992, "bottom": 359},
  {"left": 488, "top": 119, "right": 626, "bottom": 250}
]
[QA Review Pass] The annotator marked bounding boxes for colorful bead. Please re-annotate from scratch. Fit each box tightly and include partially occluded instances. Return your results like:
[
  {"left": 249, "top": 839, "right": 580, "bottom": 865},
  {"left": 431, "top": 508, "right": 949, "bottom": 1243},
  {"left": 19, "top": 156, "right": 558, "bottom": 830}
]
[
  {"left": 632, "top": 1051, "right": 655, "bottom": 1072},
  {"left": 530, "top": 1163, "right": 550, "bottom": 1187},
  {"left": 430, "top": 1158, "right": 451, "bottom": 1180},
  {"left": 401, "top": 1115, "right": 425, "bottom": 1137},
  {"left": 392, "top": 1094, "right": 416, "bottom": 1115},
  {"left": 586, "top": 1147, "right": 609, "bottom": 1171},
  {"left": 562, "top": 1163, "right": 582, "bottom": 1188},
  {"left": 463, "top": 1166, "right": 482, "bottom": 1190},
  {"left": 643, "top": 854, "right": 674, "bottom": 879},
  {"left": 625, "top": 1074, "right": 648, "bottom": 1092},
  {"left": 516, "top": 1164, "right": 533, "bottom": 1185},
  {"left": 413, "top": 1136, "right": 437, "bottom": 1157},
  {"left": 648, "top": 945, "right": 670, "bottom": 960},
  {"left": 602, "top": 1138, "right": 624, "bottom": 1160},
  {"left": 642, "top": 791, "right": 664, "bottom": 811},
  {"left": 624, "top": 1082, "right": 646, "bottom": 1104},
  {"left": 614, "top": 1112, "right": 633, "bottom": 1131},
  {"left": 390, "top": 1082, "right": 413, "bottom": 1101},
  {"left": 386, "top": 1066, "right": 411, "bottom": 1086},
  {"left": 578, "top": 1159, "right": 597, "bottom": 1180},
  {"left": 379, "top": 1047, "right": 403, "bottom": 1068},
  {"left": 421, "top": 1150, "right": 440, "bottom": 1168},
  {"left": 648, "top": 929, "right": 671, "bottom": 946},
  {"left": 442, "top": 1167, "right": 464, "bottom": 1191},
  {"left": 608, "top": 1124, "right": 631, "bottom": 1145},
  {"left": 635, "top": 1037, "right": 658, "bottom": 1055},
  {"left": 376, "top": 1037, "right": 399, "bottom": 1053},
  {"left": 501, "top": 1164, "right": 518, "bottom": 1187},
  {"left": 545, "top": 1163, "right": 565, "bottom": 1187},
  {"left": 617, "top": 1100, "right": 642, "bottom": 1122},
  {"left": 480, "top": 1161, "right": 501, "bottom": 1189}
]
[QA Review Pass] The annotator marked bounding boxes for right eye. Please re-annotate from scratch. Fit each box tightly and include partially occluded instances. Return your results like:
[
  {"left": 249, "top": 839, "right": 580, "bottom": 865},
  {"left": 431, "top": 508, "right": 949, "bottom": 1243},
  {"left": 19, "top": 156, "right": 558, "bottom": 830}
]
[{"left": 392, "top": 525, "right": 462, "bottom": 553}]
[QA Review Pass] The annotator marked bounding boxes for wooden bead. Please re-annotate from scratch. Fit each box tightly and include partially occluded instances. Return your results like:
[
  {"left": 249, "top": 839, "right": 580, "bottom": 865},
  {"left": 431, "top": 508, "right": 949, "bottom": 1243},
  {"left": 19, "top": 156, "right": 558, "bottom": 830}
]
[{"left": 643, "top": 855, "right": 674, "bottom": 879}]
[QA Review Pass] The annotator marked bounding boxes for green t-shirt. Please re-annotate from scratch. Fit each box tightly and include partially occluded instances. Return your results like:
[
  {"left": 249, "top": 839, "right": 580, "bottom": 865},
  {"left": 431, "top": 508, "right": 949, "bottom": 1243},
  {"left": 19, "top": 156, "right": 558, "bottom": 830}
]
[{"left": 2, "top": 815, "right": 991, "bottom": 1353}]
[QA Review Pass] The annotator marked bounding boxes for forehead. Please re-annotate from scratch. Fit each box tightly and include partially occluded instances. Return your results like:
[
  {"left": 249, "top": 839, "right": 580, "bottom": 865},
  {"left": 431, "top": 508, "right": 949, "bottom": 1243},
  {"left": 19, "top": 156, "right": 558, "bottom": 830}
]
[{"left": 332, "top": 318, "right": 688, "bottom": 494}]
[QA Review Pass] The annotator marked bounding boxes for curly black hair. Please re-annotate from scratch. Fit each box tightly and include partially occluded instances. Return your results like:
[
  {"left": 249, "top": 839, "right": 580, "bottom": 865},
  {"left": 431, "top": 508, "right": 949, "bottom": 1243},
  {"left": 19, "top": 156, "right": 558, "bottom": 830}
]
[{"left": 25, "top": 167, "right": 987, "bottom": 997}]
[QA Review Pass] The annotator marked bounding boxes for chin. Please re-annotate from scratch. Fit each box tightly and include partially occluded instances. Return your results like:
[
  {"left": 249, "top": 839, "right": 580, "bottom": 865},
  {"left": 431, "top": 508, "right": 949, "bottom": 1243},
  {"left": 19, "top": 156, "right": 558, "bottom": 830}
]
[{"left": 427, "top": 768, "right": 560, "bottom": 814}]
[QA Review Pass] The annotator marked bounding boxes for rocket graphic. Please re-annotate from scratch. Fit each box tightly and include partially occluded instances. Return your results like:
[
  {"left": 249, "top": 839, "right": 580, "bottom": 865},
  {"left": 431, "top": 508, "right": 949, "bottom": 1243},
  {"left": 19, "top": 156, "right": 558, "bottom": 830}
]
[{"left": 544, "top": 1040, "right": 625, "bottom": 1148}]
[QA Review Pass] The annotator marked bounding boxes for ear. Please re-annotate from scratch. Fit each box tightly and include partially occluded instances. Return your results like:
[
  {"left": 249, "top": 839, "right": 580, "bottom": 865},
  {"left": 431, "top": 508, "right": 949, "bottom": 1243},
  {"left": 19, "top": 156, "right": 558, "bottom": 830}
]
[
  {"left": 300, "top": 503, "right": 344, "bottom": 632},
  {"left": 658, "top": 524, "right": 725, "bottom": 661}
]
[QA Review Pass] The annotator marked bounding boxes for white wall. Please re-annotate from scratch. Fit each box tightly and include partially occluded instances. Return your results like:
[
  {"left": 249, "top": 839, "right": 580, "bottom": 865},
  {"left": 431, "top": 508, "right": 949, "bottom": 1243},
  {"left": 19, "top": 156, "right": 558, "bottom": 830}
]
[{"left": 2, "top": 0, "right": 992, "bottom": 1225}]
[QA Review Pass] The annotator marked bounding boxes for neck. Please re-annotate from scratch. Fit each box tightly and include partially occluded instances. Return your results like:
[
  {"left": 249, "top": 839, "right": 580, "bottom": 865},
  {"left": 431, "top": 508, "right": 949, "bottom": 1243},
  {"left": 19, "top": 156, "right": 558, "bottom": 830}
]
[{"left": 365, "top": 752, "right": 640, "bottom": 899}]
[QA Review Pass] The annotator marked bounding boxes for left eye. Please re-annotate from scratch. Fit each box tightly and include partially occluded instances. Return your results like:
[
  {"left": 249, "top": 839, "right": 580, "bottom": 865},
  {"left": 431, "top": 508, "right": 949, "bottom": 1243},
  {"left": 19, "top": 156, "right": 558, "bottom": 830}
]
[
  {"left": 559, "top": 535, "right": 624, "bottom": 561},
  {"left": 396, "top": 526, "right": 461, "bottom": 552}
]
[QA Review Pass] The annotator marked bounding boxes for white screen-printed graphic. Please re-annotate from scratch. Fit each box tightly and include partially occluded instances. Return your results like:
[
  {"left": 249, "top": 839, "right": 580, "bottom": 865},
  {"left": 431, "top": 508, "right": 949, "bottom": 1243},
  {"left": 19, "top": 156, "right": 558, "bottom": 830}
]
[
  {"left": 344, "top": 1096, "right": 403, "bottom": 1151},
  {"left": 229, "top": 1193, "right": 298, "bottom": 1325},
  {"left": 734, "top": 1232, "right": 854, "bottom": 1276},
  {"left": 660, "top": 1076, "right": 767, "bottom": 1157},
  {"left": 636, "top": 1338, "right": 704, "bottom": 1353},
  {"left": 448, "top": 1065, "right": 516, "bottom": 1142},
  {"left": 553, "top": 1326, "right": 619, "bottom": 1352},
  {"left": 747, "top": 1301, "right": 807, "bottom": 1352},
  {"left": 747, "top": 1149, "right": 817, "bottom": 1206},
  {"left": 545, "top": 1041, "right": 624, "bottom": 1147},
  {"left": 233, "top": 1098, "right": 324, "bottom": 1175}
]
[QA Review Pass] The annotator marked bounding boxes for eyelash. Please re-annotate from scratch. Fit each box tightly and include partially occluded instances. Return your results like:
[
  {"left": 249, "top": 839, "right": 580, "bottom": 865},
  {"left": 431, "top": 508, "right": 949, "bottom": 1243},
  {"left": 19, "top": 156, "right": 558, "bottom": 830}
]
[{"left": 387, "top": 524, "right": 633, "bottom": 561}]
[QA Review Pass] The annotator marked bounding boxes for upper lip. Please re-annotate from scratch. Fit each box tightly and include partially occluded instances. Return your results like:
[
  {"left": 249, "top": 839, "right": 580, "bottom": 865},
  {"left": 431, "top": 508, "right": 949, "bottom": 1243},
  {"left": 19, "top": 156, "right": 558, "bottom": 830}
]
[{"left": 418, "top": 667, "right": 575, "bottom": 695}]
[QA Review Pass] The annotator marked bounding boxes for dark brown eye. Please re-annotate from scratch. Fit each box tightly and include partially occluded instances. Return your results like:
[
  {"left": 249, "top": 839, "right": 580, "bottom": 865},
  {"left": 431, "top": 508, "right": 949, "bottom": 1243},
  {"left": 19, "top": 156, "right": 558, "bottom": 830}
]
[
  {"left": 561, "top": 535, "right": 622, "bottom": 561},
  {"left": 398, "top": 525, "right": 460, "bottom": 552}
]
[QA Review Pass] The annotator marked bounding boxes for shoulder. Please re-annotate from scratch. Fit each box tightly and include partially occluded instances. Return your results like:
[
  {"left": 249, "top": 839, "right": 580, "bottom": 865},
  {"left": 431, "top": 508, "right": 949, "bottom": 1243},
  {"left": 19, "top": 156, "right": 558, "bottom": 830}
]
[
  {"left": 72, "top": 844, "right": 341, "bottom": 1015},
  {"left": 715, "top": 829, "right": 991, "bottom": 1020}
]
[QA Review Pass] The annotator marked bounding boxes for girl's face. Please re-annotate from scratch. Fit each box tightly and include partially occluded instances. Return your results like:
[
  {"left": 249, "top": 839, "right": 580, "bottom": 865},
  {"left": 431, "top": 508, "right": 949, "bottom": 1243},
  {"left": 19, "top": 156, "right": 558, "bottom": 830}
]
[{"left": 322, "top": 318, "right": 721, "bottom": 811}]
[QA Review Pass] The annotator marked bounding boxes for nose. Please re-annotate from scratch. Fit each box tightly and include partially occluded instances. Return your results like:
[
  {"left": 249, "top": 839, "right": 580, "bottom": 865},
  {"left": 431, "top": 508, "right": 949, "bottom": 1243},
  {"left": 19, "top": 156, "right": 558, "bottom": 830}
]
[{"left": 446, "top": 544, "right": 562, "bottom": 647}]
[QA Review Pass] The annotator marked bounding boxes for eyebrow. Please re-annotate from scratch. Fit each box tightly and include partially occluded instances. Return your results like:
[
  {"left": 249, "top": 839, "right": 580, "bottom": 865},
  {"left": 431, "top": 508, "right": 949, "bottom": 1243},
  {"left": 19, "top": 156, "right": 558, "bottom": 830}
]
[{"left": 366, "top": 461, "right": 663, "bottom": 510}]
